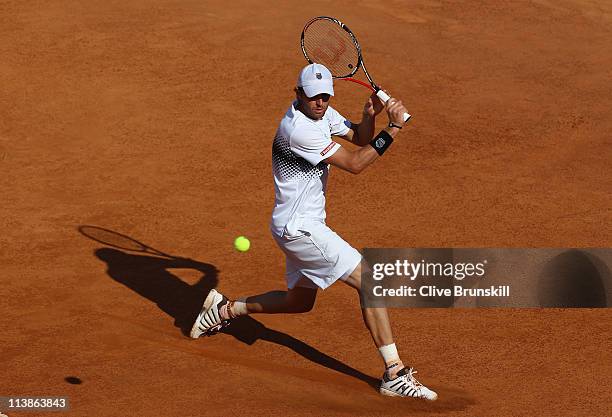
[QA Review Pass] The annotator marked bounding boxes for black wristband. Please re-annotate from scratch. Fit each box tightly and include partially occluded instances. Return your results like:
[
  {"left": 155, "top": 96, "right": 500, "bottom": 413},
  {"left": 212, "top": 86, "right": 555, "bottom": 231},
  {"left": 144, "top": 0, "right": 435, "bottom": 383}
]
[
  {"left": 369, "top": 130, "right": 394, "bottom": 156},
  {"left": 388, "top": 122, "right": 402, "bottom": 129}
]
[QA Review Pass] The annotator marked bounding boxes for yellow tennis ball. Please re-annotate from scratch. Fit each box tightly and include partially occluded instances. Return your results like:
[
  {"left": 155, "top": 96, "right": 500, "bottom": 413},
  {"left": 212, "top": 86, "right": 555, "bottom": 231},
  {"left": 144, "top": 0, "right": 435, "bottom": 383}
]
[{"left": 234, "top": 236, "right": 250, "bottom": 252}]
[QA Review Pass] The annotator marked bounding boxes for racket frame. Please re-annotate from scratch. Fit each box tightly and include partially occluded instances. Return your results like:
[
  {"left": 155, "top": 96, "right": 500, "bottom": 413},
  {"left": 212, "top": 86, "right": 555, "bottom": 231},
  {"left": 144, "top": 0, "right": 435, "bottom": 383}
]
[
  {"left": 301, "top": 16, "right": 411, "bottom": 121},
  {"left": 78, "top": 225, "right": 173, "bottom": 258}
]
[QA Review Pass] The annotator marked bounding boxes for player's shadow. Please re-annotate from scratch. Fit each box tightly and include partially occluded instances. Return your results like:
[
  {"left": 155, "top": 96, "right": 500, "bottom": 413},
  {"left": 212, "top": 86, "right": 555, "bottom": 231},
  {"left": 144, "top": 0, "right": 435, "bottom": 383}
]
[
  {"left": 537, "top": 249, "right": 609, "bottom": 307},
  {"left": 93, "top": 247, "right": 379, "bottom": 390},
  {"left": 95, "top": 248, "right": 218, "bottom": 333},
  {"left": 221, "top": 317, "right": 379, "bottom": 389}
]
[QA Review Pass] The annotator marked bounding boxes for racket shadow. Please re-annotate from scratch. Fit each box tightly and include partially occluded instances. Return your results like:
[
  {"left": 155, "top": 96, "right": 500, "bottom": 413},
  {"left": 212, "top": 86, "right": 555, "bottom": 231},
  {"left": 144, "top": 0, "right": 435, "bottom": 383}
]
[{"left": 83, "top": 227, "right": 379, "bottom": 390}]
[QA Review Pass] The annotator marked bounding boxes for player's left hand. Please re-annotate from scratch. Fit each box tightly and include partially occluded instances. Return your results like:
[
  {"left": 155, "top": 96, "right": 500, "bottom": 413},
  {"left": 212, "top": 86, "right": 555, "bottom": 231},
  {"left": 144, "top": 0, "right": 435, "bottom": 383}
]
[{"left": 363, "top": 91, "right": 384, "bottom": 117}]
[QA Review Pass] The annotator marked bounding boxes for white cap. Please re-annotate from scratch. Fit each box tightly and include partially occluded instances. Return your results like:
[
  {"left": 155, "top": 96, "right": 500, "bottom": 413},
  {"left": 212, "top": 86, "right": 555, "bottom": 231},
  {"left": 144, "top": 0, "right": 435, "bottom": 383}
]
[{"left": 297, "top": 63, "right": 334, "bottom": 98}]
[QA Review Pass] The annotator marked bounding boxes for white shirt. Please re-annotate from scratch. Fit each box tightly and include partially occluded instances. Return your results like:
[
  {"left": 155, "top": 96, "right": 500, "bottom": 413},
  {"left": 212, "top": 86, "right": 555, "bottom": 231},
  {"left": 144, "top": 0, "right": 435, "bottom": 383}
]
[{"left": 270, "top": 101, "right": 351, "bottom": 237}]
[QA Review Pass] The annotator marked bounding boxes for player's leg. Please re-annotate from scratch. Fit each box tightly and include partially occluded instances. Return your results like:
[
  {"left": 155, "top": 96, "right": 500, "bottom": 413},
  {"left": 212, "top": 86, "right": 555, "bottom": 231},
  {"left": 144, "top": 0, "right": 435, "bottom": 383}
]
[
  {"left": 232, "top": 283, "right": 317, "bottom": 314},
  {"left": 342, "top": 262, "right": 399, "bottom": 363},
  {"left": 189, "top": 281, "right": 317, "bottom": 338},
  {"left": 190, "top": 229, "right": 324, "bottom": 337},
  {"left": 343, "top": 262, "right": 438, "bottom": 400}
]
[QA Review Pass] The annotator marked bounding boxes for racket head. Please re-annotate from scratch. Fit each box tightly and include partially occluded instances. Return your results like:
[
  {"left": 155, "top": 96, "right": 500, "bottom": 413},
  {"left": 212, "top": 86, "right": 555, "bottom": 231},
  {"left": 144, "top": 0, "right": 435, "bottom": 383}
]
[
  {"left": 301, "top": 16, "right": 363, "bottom": 79},
  {"left": 78, "top": 225, "right": 171, "bottom": 258}
]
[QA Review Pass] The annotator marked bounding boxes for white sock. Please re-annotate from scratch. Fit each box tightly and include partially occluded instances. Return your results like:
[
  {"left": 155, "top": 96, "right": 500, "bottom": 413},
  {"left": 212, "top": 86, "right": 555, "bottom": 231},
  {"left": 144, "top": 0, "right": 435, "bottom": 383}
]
[
  {"left": 230, "top": 298, "right": 249, "bottom": 317},
  {"left": 220, "top": 297, "right": 249, "bottom": 320},
  {"left": 379, "top": 343, "right": 404, "bottom": 378},
  {"left": 379, "top": 343, "right": 400, "bottom": 364}
]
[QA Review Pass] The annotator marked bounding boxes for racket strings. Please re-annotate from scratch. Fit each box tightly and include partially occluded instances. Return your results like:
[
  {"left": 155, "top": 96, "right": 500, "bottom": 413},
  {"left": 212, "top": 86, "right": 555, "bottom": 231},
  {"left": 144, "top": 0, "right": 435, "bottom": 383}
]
[
  {"left": 79, "top": 226, "right": 148, "bottom": 252},
  {"left": 302, "top": 20, "right": 359, "bottom": 78}
]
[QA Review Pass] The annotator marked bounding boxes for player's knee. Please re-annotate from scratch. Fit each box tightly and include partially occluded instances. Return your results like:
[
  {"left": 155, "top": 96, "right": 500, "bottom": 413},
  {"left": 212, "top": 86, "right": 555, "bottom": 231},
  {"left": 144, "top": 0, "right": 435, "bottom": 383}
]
[{"left": 343, "top": 270, "right": 362, "bottom": 291}]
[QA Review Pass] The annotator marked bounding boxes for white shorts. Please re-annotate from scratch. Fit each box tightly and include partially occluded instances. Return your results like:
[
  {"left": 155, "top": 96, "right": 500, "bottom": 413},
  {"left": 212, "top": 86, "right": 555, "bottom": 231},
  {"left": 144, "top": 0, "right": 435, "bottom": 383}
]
[{"left": 272, "top": 221, "right": 362, "bottom": 290}]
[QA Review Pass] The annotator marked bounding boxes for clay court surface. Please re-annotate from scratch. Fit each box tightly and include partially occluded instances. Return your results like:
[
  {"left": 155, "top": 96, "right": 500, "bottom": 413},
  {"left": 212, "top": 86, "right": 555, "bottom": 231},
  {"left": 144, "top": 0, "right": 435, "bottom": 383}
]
[{"left": 1, "top": 0, "right": 611, "bottom": 416}]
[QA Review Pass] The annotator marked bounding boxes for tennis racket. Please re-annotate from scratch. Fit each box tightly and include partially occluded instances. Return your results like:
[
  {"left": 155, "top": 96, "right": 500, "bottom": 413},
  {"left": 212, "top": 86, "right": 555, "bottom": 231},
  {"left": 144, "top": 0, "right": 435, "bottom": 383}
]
[
  {"left": 78, "top": 225, "right": 175, "bottom": 259},
  {"left": 301, "top": 16, "right": 411, "bottom": 122}
]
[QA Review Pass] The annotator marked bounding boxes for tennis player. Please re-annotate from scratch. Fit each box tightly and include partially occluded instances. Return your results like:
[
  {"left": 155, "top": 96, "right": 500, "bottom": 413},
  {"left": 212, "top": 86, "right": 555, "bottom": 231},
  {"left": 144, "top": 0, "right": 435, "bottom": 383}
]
[{"left": 191, "top": 63, "right": 437, "bottom": 400}]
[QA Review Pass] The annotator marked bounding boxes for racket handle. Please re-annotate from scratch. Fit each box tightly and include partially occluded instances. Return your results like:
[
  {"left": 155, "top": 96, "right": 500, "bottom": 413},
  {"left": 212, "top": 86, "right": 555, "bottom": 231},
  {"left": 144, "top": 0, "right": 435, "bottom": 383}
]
[{"left": 376, "top": 89, "right": 412, "bottom": 122}]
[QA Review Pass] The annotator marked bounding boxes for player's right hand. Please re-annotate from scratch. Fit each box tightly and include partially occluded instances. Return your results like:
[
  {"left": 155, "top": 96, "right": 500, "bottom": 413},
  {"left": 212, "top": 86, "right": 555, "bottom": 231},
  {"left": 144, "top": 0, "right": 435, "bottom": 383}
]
[{"left": 385, "top": 97, "right": 408, "bottom": 127}]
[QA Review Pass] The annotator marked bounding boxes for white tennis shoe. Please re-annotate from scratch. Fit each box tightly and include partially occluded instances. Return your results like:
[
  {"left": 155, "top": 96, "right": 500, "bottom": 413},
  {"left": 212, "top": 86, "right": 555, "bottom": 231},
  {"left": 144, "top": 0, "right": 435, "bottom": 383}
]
[
  {"left": 379, "top": 367, "right": 438, "bottom": 400},
  {"left": 190, "top": 289, "right": 232, "bottom": 338}
]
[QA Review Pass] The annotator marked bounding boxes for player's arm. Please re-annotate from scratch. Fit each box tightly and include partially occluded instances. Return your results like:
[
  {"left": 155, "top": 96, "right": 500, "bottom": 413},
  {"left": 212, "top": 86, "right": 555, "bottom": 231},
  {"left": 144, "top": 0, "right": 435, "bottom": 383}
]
[
  {"left": 339, "top": 116, "right": 375, "bottom": 147},
  {"left": 337, "top": 91, "right": 385, "bottom": 147},
  {"left": 326, "top": 98, "right": 407, "bottom": 174}
]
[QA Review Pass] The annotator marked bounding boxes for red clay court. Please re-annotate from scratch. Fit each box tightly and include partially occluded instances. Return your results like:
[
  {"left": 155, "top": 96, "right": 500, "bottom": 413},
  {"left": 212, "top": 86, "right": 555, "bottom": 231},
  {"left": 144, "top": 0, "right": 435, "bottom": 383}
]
[{"left": 1, "top": 1, "right": 610, "bottom": 416}]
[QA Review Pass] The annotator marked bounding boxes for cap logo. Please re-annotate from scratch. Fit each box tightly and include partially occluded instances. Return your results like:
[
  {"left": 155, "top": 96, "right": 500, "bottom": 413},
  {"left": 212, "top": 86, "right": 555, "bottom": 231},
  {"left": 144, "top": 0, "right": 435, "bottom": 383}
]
[{"left": 316, "top": 73, "right": 322, "bottom": 79}]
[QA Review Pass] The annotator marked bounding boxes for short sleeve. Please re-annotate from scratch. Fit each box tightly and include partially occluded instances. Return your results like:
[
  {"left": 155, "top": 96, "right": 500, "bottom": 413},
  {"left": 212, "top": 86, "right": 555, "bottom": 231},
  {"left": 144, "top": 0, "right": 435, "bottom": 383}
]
[
  {"left": 290, "top": 126, "right": 341, "bottom": 166},
  {"left": 326, "top": 106, "right": 352, "bottom": 137}
]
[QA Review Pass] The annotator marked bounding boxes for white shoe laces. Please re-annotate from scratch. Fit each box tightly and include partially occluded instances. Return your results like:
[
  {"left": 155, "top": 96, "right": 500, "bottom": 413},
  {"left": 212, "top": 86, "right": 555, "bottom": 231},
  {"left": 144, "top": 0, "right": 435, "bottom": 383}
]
[{"left": 401, "top": 368, "right": 424, "bottom": 391}]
